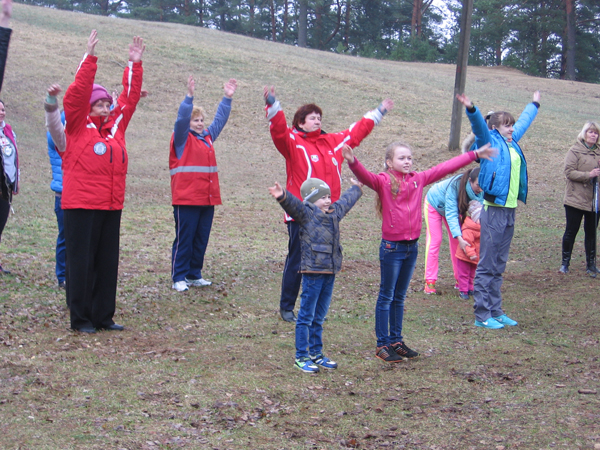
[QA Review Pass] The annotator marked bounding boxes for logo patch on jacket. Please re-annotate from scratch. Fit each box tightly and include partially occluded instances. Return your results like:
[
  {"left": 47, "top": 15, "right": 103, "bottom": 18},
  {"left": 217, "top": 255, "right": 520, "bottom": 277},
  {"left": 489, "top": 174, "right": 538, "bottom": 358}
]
[
  {"left": 93, "top": 142, "right": 107, "bottom": 155},
  {"left": 311, "top": 155, "right": 319, "bottom": 162}
]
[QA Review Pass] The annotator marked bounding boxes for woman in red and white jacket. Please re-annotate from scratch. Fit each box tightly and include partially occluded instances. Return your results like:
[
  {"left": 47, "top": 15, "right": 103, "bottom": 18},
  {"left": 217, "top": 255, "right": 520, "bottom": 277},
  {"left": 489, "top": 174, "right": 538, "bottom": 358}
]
[
  {"left": 264, "top": 85, "right": 393, "bottom": 322},
  {"left": 170, "top": 75, "right": 237, "bottom": 292},
  {"left": 61, "top": 30, "right": 144, "bottom": 333}
]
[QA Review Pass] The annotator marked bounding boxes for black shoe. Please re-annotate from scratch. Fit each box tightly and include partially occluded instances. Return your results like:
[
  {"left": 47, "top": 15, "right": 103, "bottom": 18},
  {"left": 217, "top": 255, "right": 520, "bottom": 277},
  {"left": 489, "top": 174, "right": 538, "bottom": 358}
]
[
  {"left": 0, "top": 264, "right": 11, "bottom": 275},
  {"left": 391, "top": 341, "right": 419, "bottom": 359},
  {"left": 375, "top": 345, "right": 403, "bottom": 363},
  {"left": 76, "top": 327, "right": 96, "bottom": 334},
  {"left": 103, "top": 323, "right": 124, "bottom": 331},
  {"left": 558, "top": 265, "right": 569, "bottom": 274},
  {"left": 58, "top": 281, "right": 66, "bottom": 288},
  {"left": 280, "top": 309, "right": 296, "bottom": 322}
]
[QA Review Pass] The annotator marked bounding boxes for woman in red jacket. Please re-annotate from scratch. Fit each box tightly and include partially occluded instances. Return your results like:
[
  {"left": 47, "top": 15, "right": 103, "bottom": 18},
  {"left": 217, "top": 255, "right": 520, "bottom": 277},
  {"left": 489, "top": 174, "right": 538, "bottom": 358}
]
[{"left": 62, "top": 30, "right": 145, "bottom": 333}]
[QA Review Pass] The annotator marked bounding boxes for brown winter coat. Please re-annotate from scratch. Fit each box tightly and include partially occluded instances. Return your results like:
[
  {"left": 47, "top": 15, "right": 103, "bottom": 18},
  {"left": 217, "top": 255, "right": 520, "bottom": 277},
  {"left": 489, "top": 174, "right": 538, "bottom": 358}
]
[{"left": 563, "top": 140, "right": 600, "bottom": 212}]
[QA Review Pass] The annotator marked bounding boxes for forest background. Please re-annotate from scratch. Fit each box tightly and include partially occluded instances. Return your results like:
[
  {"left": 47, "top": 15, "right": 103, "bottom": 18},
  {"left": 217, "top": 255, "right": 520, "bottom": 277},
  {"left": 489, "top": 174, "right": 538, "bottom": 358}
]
[{"left": 16, "top": 0, "right": 600, "bottom": 84}]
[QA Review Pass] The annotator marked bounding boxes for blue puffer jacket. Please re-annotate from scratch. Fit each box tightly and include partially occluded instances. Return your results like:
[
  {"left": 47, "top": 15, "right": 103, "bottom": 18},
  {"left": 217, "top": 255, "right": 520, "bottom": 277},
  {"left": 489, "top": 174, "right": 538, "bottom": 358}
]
[
  {"left": 466, "top": 103, "right": 538, "bottom": 206},
  {"left": 47, "top": 111, "right": 65, "bottom": 194},
  {"left": 276, "top": 185, "right": 362, "bottom": 274},
  {"left": 425, "top": 174, "right": 483, "bottom": 238}
]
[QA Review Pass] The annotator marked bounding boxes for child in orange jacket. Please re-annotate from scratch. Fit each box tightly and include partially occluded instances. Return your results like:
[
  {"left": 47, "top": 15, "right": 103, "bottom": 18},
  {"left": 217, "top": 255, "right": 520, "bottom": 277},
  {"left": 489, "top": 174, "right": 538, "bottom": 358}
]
[{"left": 455, "top": 200, "right": 482, "bottom": 300}]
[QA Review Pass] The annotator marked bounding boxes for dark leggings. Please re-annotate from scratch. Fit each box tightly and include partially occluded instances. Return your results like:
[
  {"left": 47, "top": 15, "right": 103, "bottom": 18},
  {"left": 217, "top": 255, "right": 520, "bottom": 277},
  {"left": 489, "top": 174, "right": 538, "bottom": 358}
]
[
  {"left": 562, "top": 204, "right": 599, "bottom": 258},
  {"left": 0, "top": 196, "right": 9, "bottom": 244}
]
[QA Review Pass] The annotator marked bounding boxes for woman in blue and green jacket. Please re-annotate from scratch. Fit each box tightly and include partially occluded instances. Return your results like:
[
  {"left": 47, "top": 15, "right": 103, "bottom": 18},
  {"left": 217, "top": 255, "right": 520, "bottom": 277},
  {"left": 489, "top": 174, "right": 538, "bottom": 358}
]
[{"left": 456, "top": 91, "right": 540, "bottom": 330}]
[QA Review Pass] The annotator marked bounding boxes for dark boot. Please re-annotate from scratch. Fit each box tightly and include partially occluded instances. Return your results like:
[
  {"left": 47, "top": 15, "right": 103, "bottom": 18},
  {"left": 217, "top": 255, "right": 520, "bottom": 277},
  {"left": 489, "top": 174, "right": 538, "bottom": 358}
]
[
  {"left": 586, "top": 249, "right": 599, "bottom": 278},
  {"left": 559, "top": 250, "right": 571, "bottom": 274}
]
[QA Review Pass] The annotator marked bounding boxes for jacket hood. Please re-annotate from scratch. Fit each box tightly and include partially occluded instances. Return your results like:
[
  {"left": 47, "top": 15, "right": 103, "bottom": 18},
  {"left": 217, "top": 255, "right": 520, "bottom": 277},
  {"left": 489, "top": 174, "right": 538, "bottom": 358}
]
[{"left": 462, "top": 216, "right": 480, "bottom": 232}]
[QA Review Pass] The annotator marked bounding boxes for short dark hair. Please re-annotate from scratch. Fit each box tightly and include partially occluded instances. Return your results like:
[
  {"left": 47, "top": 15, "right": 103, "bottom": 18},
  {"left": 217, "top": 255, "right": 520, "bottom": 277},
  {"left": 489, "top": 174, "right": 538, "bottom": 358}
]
[
  {"left": 293, "top": 104, "right": 322, "bottom": 130},
  {"left": 487, "top": 111, "right": 515, "bottom": 130}
]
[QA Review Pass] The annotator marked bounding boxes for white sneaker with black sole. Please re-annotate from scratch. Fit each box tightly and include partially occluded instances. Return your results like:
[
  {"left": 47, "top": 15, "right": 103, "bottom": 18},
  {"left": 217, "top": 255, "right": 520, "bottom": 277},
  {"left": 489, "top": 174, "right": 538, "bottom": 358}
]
[
  {"left": 185, "top": 277, "right": 212, "bottom": 287},
  {"left": 172, "top": 280, "right": 189, "bottom": 292}
]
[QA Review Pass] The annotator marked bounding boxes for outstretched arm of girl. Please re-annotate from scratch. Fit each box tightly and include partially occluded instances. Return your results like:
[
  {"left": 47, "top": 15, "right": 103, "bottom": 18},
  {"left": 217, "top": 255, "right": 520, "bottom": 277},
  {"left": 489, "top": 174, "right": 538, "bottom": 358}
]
[
  {"left": 474, "top": 143, "right": 497, "bottom": 161},
  {"left": 456, "top": 93, "right": 473, "bottom": 109},
  {"left": 268, "top": 182, "right": 284, "bottom": 199},
  {"left": 342, "top": 144, "right": 355, "bottom": 164}
]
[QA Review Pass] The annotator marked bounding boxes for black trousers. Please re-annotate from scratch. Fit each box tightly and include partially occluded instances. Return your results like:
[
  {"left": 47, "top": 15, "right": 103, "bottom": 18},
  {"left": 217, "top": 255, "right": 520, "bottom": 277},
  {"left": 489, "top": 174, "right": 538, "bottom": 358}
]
[
  {"left": 0, "top": 196, "right": 9, "bottom": 244},
  {"left": 562, "top": 204, "right": 599, "bottom": 260},
  {"left": 64, "top": 209, "right": 121, "bottom": 330},
  {"left": 280, "top": 221, "right": 302, "bottom": 312}
]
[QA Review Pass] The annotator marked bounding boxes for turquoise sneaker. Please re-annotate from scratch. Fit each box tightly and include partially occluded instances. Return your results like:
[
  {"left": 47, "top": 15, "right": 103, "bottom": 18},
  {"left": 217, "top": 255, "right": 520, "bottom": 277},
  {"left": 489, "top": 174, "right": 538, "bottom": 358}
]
[
  {"left": 494, "top": 314, "right": 518, "bottom": 326},
  {"left": 295, "top": 357, "right": 320, "bottom": 373},
  {"left": 474, "top": 317, "right": 504, "bottom": 329}
]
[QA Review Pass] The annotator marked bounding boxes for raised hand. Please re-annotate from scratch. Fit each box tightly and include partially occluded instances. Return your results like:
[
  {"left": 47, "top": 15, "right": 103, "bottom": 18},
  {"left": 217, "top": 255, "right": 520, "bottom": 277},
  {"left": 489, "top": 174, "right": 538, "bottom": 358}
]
[
  {"left": 350, "top": 178, "right": 363, "bottom": 188},
  {"left": 475, "top": 143, "right": 498, "bottom": 161},
  {"left": 187, "top": 75, "right": 194, "bottom": 98},
  {"left": 380, "top": 98, "right": 394, "bottom": 114},
  {"left": 87, "top": 29, "right": 99, "bottom": 56},
  {"left": 532, "top": 90, "right": 541, "bottom": 103},
  {"left": 224, "top": 79, "right": 237, "bottom": 98},
  {"left": 456, "top": 93, "right": 473, "bottom": 109},
  {"left": 342, "top": 144, "right": 355, "bottom": 164},
  {"left": 128, "top": 36, "right": 145, "bottom": 63},
  {"left": 263, "top": 85, "right": 276, "bottom": 105},
  {"left": 47, "top": 84, "right": 62, "bottom": 97},
  {"left": 268, "top": 181, "right": 284, "bottom": 199},
  {"left": 0, "top": 0, "right": 12, "bottom": 28}
]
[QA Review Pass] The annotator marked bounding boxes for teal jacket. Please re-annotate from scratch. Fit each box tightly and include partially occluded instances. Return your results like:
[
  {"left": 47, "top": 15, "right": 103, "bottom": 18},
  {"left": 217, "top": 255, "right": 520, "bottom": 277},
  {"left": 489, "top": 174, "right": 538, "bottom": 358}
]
[
  {"left": 425, "top": 174, "right": 483, "bottom": 238},
  {"left": 466, "top": 103, "right": 538, "bottom": 206}
]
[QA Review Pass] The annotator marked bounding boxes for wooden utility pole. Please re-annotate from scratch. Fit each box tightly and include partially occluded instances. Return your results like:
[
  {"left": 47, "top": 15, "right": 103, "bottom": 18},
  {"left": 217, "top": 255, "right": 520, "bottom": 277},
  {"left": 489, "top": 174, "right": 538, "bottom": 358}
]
[{"left": 448, "top": 0, "right": 474, "bottom": 151}]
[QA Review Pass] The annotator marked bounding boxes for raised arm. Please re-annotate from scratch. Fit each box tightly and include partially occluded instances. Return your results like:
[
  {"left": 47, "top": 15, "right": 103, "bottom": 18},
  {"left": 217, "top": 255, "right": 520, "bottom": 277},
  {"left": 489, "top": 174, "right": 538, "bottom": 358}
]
[
  {"left": 115, "top": 35, "right": 144, "bottom": 130},
  {"left": 512, "top": 90, "right": 540, "bottom": 143},
  {"left": 458, "top": 93, "right": 491, "bottom": 149},
  {"left": 263, "top": 85, "right": 293, "bottom": 159},
  {"left": 206, "top": 78, "right": 236, "bottom": 142},
  {"left": 0, "top": 0, "right": 11, "bottom": 29},
  {"left": 64, "top": 30, "right": 100, "bottom": 134},
  {"left": 173, "top": 75, "right": 195, "bottom": 157},
  {"left": 44, "top": 84, "right": 66, "bottom": 153}
]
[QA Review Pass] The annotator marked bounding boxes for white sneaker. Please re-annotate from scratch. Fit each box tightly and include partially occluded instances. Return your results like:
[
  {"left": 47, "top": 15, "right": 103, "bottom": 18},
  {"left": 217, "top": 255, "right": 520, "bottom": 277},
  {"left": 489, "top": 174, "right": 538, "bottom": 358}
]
[
  {"left": 185, "top": 277, "right": 212, "bottom": 287},
  {"left": 172, "top": 280, "right": 189, "bottom": 292}
]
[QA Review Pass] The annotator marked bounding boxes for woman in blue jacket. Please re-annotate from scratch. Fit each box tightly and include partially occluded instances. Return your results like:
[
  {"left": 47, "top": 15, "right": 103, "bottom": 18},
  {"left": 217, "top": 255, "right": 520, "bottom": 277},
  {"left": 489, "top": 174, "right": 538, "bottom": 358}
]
[{"left": 457, "top": 91, "right": 540, "bottom": 330}]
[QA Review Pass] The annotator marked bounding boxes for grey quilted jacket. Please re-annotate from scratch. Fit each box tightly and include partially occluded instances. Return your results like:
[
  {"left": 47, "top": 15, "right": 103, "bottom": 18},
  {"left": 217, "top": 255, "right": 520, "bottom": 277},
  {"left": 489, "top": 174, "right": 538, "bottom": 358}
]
[{"left": 276, "top": 185, "right": 362, "bottom": 274}]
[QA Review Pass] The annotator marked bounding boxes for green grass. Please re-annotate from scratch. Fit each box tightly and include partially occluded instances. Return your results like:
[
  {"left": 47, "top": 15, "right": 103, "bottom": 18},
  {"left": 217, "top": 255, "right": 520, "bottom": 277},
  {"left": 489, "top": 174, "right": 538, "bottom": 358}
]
[{"left": 0, "top": 3, "right": 599, "bottom": 449}]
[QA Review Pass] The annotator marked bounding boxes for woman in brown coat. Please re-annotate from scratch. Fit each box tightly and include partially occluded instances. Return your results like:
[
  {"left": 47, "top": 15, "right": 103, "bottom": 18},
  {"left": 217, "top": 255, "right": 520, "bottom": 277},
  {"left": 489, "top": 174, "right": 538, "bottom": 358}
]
[{"left": 560, "top": 121, "right": 600, "bottom": 275}]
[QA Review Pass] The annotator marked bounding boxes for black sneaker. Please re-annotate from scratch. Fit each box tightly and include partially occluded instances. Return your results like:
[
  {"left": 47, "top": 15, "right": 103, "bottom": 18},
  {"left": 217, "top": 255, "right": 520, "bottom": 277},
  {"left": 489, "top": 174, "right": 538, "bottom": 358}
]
[
  {"left": 391, "top": 341, "right": 419, "bottom": 359},
  {"left": 375, "top": 345, "right": 403, "bottom": 363}
]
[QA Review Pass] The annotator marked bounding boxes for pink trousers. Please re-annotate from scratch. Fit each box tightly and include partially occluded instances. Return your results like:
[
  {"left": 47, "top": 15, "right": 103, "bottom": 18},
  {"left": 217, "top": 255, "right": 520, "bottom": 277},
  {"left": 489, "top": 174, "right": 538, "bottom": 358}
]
[
  {"left": 423, "top": 199, "right": 459, "bottom": 282},
  {"left": 456, "top": 258, "right": 476, "bottom": 293}
]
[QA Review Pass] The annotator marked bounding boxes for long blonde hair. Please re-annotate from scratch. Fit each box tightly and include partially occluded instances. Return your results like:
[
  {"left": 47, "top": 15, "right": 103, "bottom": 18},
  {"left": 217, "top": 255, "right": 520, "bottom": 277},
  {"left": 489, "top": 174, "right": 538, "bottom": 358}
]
[
  {"left": 375, "top": 141, "right": 412, "bottom": 218},
  {"left": 577, "top": 121, "right": 600, "bottom": 147}
]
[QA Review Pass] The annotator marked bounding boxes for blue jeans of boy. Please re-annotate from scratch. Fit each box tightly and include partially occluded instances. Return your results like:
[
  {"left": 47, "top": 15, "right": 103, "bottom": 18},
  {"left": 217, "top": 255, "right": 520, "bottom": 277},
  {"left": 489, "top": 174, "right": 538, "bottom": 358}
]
[
  {"left": 295, "top": 273, "right": 335, "bottom": 359},
  {"left": 375, "top": 239, "right": 419, "bottom": 347},
  {"left": 54, "top": 195, "right": 66, "bottom": 284}
]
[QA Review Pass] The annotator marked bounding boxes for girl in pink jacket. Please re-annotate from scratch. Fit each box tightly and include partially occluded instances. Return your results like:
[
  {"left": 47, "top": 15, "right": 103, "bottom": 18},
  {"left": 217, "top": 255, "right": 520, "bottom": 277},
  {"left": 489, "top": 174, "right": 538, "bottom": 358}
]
[{"left": 343, "top": 142, "right": 495, "bottom": 363}]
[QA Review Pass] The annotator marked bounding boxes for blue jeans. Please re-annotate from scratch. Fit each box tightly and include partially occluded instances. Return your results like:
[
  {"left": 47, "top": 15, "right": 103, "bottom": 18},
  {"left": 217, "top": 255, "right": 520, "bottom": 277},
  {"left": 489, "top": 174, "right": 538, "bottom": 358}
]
[
  {"left": 171, "top": 205, "right": 215, "bottom": 282},
  {"left": 375, "top": 239, "right": 419, "bottom": 347},
  {"left": 295, "top": 273, "right": 335, "bottom": 359},
  {"left": 54, "top": 195, "right": 66, "bottom": 284}
]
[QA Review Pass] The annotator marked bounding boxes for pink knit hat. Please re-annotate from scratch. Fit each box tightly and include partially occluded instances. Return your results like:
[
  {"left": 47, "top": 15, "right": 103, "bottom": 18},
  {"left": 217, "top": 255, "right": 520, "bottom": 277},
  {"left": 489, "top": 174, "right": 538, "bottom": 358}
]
[{"left": 89, "top": 84, "right": 112, "bottom": 106}]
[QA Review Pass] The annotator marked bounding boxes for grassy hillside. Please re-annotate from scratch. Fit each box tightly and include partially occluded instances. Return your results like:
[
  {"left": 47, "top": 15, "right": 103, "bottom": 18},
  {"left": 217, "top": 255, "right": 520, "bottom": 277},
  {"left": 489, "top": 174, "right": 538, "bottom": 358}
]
[{"left": 1, "top": 3, "right": 599, "bottom": 449}]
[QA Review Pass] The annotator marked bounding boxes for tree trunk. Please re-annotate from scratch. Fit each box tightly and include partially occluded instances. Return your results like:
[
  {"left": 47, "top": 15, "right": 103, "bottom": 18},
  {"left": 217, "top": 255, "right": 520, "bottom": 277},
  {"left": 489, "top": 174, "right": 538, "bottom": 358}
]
[
  {"left": 271, "top": 0, "right": 276, "bottom": 41},
  {"left": 282, "top": 0, "right": 289, "bottom": 42},
  {"left": 565, "top": 0, "right": 576, "bottom": 80},
  {"left": 343, "top": 0, "right": 350, "bottom": 50},
  {"left": 298, "top": 0, "right": 308, "bottom": 47},
  {"left": 249, "top": 0, "right": 255, "bottom": 37}
]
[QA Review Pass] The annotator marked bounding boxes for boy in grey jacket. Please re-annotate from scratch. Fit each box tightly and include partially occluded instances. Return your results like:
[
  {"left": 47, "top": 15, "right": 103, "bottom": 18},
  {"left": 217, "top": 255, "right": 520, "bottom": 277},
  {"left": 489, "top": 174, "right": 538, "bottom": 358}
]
[{"left": 269, "top": 176, "right": 362, "bottom": 373}]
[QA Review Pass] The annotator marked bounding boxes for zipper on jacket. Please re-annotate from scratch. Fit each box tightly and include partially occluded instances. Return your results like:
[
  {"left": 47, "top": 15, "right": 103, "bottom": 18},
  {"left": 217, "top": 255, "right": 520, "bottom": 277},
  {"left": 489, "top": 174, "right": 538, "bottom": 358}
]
[
  {"left": 109, "top": 145, "right": 113, "bottom": 163},
  {"left": 489, "top": 172, "right": 496, "bottom": 190},
  {"left": 121, "top": 146, "right": 125, "bottom": 163}
]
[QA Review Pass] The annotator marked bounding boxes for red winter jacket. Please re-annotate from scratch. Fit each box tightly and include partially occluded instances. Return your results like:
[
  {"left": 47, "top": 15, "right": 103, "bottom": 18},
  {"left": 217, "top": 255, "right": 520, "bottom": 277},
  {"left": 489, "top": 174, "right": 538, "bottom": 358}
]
[
  {"left": 62, "top": 54, "right": 143, "bottom": 210},
  {"left": 456, "top": 216, "right": 480, "bottom": 264},
  {"left": 348, "top": 151, "right": 478, "bottom": 241},
  {"left": 266, "top": 102, "right": 383, "bottom": 221},
  {"left": 169, "top": 133, "right": 221, "bottom": 206}
]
